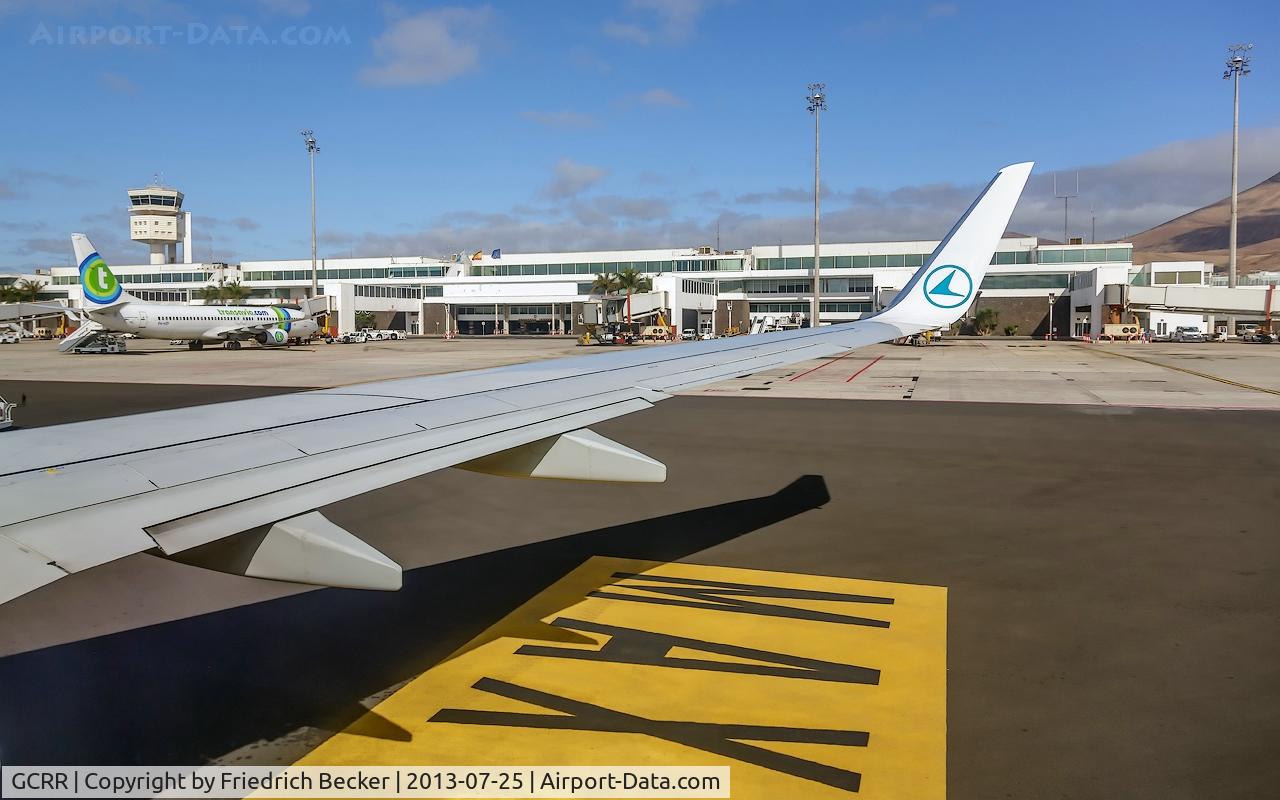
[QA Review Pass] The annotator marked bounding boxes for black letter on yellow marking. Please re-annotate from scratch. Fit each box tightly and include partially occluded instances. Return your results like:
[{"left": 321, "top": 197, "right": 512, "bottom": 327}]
[
  {"left": 431, "top": 678, "right": 869, "bottom": 792},
  {"left": 589, "top": 572, "right": 894, "bottom": 628},
  {"left": 516, "top": 617, "right": 880, "bottom": 685}
]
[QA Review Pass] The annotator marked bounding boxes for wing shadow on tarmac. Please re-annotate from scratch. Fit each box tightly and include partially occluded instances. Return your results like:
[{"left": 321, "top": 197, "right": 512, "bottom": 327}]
[{"left": 0, "top": 475, "right": 829, "bottom": 765}]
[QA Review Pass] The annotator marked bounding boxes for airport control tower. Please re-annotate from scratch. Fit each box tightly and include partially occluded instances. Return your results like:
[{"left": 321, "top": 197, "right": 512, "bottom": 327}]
[{"left": 128, "top": 181, "right": 193, "bottom": 265}]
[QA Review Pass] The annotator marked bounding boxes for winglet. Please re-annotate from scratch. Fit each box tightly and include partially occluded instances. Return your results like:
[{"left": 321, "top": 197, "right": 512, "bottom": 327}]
[
  {"left": 876, "top": 162, "right": 1034, "bottom": 330},
  {"left": 71, "top": 233, "right": 134, "bottom": 309}
]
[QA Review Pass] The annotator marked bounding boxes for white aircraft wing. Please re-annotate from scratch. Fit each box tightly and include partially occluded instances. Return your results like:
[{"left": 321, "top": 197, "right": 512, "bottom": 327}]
[
  {"left": 0, "top": 162, "right": 1032, "bottom": 606},
  {"left": 205, "top": 322, "right": 280, "bottom": 340}
]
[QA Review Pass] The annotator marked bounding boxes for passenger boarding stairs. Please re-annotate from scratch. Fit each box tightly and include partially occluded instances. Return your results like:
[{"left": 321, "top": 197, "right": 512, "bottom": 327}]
[{"left": 57, "top": 317, "right": 106, "bottom": 353}]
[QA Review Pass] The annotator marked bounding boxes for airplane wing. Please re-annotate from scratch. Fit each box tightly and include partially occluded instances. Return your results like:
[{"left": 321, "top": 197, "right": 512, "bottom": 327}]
[
  {"left": 207, "top": 299, "right": 327, "bottom": 340},
  {"left": 206, "top": 322, "right": 285, "bottom": 340},
  {"left": 0, "top": 162, "right": 1032, "bottom": 606}
]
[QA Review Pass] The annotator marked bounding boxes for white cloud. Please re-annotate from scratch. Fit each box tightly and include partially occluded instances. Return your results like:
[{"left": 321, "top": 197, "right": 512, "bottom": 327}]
[
  {"left": 360, "top": 6, "right": 493, "bottom": 87},
  {"left": 0, "top": 168, "right": 92, "bottom": 200},
  {"left": 100, "top": 71, "right": 137, "bottom": 94},
  {"left": 586, "top": 194, "right": 670, "bottom": 221},
  {"left": 520, "top": 110, "right": 597, "bottom": 130},
  {"left": 205, "top": 215, "right": 262, "bottom": 232},
  {"left": 850, "top": 2, "right": 960, "bottom": 38},
  {"left": 1010, "top": 127, "right": 1280, "bottom": 240},
  {"left": 602, "top": 21, "right": 650, "bottom": 45},
  {"left": 544, "top": 158, "right": 607, "bottom": 199},
  {"left": 603, "top": 0, "right": 719, "bottom": 45},
  {"left": 638, "top": 88, "right": 687, "bottom": 107}
]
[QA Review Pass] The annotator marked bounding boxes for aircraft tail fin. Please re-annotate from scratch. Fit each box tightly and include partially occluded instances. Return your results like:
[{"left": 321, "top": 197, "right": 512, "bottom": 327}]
[
  {"left": 71, "top": 234, "right": 134, "bottom": 309},
  {"left": 875, "top": 161, "right": 1034, "bottom": 331}
]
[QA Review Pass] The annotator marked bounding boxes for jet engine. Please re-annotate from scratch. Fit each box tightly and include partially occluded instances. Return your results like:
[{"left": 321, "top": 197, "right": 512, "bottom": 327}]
[{"left": 256, "top": 328, "right": 289, "bottom": 346}]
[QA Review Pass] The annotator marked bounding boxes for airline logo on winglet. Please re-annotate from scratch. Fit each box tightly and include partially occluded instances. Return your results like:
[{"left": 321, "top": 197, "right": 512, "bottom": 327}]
[
  {"left": 78, "top": 251, "right": 121, "bottom": 305},
  {"left": 923, "top": 264, "right": 973, "bottom": 309}
]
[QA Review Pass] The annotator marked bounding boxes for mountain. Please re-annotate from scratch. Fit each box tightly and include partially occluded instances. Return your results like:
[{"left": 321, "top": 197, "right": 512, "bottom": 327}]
[{"left": 1130, "top": 170, "right": 1280, "bottom": 272}]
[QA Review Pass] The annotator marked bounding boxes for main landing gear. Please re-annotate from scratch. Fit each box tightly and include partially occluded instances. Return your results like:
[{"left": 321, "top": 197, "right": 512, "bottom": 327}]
[
  {"left": 223, "top": 340, "right": 242, "bottom": 350},
  {"left": 188, "top": 341, "right": 203, "bottom": 351}
]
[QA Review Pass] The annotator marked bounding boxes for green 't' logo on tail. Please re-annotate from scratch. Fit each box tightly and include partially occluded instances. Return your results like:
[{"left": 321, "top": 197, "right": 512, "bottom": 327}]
[{"left": 79, "top": 252, "right": 122, "bottom": 305}]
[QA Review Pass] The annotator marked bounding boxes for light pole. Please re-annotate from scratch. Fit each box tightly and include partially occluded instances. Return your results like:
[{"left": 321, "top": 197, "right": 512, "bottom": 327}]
[
  {"left": 1224, "top": 45, "right": 1252, "bottom": 294},
  {"left": 301, "top": 129, "right": 320, "bottom": 298},
  {"left": 807, "top": 83, "right": 826, "bottom": 328},
  {"left": 1053, "top": 171, "right": 1078, "bottom": 246}
]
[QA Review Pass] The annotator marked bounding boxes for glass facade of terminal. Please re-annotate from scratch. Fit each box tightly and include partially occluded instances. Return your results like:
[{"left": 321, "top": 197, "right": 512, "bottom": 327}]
[
  {"left": 241, "top": 265, "right": 448, "bottom": 281},
  {"left": 1034, "top": 247, "right": 1131, "bottom": 264},
  {"left": 471, "top": 258, "right": 744, "bottom": 277},
  {"left": 980, "top": 273, "right": 1070, "bottom": 289},
  {"left": 719, "top": 277, "right": 876, "bottom": 294},
  {"left": 53, "top": 271, "right": 210, "bottom": 285},
  {"left": 1152, "top": 270, "right": 1207, "bottom": 285},
  {"left": 750, "top": 301, "right": 874, "bottom": 314},
  {"left": 354, "top": 284, "right": 423, "bottom": 299},
  {"left": 130, "top": 289, "right": 189, "bottom": 302},
  {"left": 756, "top": 254, "right": 930, "bottom": 270},
  {"left": 753, "top": 247, "right": 1129, "bottom": 271}
]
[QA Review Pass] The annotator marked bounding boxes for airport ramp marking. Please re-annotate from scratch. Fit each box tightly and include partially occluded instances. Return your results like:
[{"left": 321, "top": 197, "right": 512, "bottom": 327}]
[
  {"left": 845, "top": 355, "right": 885, "bottom": 383},
  {"left": 1078, "top": 345, "right": 1280, "bottom": 397},
  {"left": 296, "top": 558, "right": 947, "bottom": 799},
  {"left": 788, "top": 349, "right": 863, "bottom": 382}
]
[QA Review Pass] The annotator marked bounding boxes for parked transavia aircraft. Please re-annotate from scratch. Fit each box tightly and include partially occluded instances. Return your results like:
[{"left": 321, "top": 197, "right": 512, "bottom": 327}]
[{"left": 64, "top": 233, "right": 324, "bottom": 351}]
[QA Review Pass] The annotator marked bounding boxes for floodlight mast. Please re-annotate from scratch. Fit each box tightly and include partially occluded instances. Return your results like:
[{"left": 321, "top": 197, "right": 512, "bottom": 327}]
[
  {"left": 301, "top": 129, "right": 320, "bottom": 299},
  {"left": 1223, "top": 44, "right": 1251, "bottom": 294},
  {"left": 807, "top": 83, "right": 827, "bottom": 327}
]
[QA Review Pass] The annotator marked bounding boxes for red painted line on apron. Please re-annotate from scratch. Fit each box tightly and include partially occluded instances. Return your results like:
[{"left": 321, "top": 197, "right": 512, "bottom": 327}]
[
  {"left": 845, "top": 354, "right": 885, "bottom": 383},
  {"left": 788, "top": 348, "right": 862, "bottom": 381}
]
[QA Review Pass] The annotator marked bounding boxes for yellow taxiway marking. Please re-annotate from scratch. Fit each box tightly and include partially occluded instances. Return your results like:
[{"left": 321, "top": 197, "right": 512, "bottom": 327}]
[
  {"left": 298, "top": 558, "right": 947, "bottom": 798},
  {"left": 1080, "top": 345, "right": 1280, "bottom": 397}
]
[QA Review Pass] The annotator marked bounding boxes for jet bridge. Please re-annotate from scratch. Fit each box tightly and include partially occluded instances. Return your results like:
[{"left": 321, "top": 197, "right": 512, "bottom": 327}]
[
  {"left": 0, "top": 301, "right": 72, "bottom": 332},
  {"left": 1125, "top": 283, "right": 1277, "bottom": 316}
]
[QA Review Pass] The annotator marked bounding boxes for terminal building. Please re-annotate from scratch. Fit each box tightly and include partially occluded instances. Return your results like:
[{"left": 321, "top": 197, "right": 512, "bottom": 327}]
[{"left": 37, "top": 184, "right": 1275, "bottom": 340}]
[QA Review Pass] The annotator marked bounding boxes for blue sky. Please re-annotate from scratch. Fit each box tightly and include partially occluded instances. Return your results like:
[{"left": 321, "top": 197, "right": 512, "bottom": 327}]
[{"left": 0, "top": 0, "right": 1277, "bottom": 267}]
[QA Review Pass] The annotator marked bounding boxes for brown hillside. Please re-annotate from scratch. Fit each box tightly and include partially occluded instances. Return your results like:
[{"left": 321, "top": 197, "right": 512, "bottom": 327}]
[{"left": 1130, "top": 171, "right": 1280, "bottom": 272}]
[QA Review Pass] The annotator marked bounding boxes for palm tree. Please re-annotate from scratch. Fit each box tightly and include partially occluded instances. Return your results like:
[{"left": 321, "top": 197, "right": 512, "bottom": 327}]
[
  {"left": 196, "top": 281, "right": 227, "bottom": 305},
  {"left": 14, "top": 279, "right": 43, "bottom": 302},
  {"left": 973, "top": 307, "right": 1000, "bottom": 336},
  {"left": 590, "top": 272, "right": 621, "bottom": 324},
  {"left": 221, "top": 280, "right": 251, "bottom": 305},
  {"left": 0, "top": 285, "right": 19, "bottom": 304},
  {"left": 195, "top": 279, "right": 250, "bottom": 306},
  {"left": 615, "top": 266, "right": 652, "bottom": 325}
]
